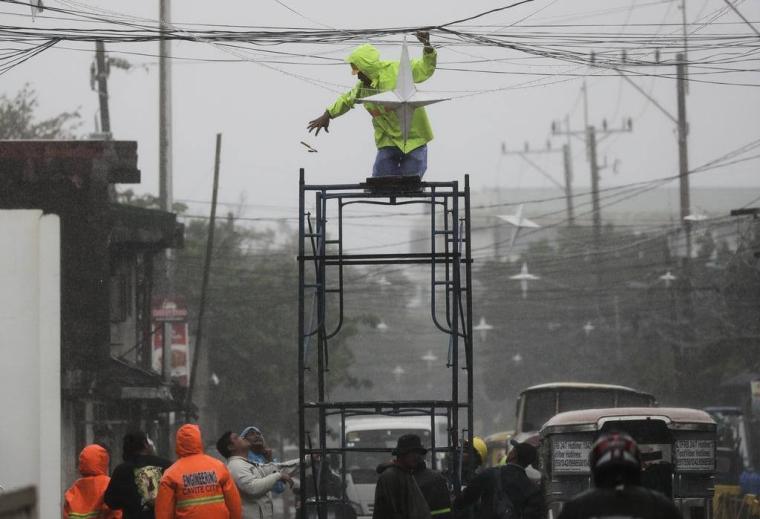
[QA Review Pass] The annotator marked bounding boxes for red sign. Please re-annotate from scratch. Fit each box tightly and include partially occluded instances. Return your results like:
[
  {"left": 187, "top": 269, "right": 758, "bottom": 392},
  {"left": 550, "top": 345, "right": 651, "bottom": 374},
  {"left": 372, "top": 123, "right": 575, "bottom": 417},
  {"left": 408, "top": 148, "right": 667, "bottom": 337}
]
[
  {"left": 151, "top": 297, "right": 188, "bottom": 322},
  {"left": 152, "top": 322, "right": 191, "bottom": 387}
]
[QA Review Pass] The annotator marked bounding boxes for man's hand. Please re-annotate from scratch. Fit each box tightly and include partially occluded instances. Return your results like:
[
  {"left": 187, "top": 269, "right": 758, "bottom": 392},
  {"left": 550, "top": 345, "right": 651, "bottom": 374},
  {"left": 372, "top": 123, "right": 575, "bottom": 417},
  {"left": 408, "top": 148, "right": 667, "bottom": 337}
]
[
  {"left": 416, "top": 31, "right": 431, "bottom": 48},
  {"left": 307, "top": 111, "right": 330, "bottom": 136},
  {"left": 279, "top": 472, "right": 294, "bottom": 488}
]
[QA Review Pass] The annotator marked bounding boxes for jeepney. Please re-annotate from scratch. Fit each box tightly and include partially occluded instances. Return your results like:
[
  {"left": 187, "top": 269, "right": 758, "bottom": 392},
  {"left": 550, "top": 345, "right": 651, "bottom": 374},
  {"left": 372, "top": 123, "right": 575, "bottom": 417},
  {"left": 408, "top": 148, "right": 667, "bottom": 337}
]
[{"left": 539, "top": 407, "right": 716, "bottom": 519}]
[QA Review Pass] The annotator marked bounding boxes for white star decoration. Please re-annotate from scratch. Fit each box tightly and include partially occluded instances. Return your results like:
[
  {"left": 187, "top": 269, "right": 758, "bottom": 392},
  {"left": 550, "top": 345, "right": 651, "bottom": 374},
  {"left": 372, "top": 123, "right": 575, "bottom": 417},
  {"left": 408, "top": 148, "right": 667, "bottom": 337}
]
[{"left": 357, "top": 38, "right": 448, "bottom": 144}]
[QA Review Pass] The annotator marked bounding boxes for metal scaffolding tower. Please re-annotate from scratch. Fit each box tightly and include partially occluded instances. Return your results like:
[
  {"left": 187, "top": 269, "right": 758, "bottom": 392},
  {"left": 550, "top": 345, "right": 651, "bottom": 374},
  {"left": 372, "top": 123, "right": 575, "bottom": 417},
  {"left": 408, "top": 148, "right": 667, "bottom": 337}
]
[{"left": 297, "top": 170, "right": 474, "bottom": 518}]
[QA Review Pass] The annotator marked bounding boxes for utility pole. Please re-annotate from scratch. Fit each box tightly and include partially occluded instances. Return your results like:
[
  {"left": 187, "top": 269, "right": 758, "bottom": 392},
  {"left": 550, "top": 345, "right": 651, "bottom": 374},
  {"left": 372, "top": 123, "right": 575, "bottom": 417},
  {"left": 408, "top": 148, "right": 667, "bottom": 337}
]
[
  {"left": 158, "top": 0, "right": 175, "bottom": 435},
  {"left": 94, "top": 41, "right": 111, "bottom": 137},
  {"left": 159, "top": 0, "right": 173, "bottom": 213},
  {"left": 502, "top": 141, "right": 575, "bottom": 225},
  {"left": 676, "top": 53, "right": 692, "bottom": 260},
  {"left": 613, "top": 55, "right": 692, "bottom": 260},
  {"left": 561, "top": 143, "right": 575, "bottom": 225},
  {"left": 553, "top": 117, "right": 632, "bottom": 290},
  {"left": 551, "top": 118, "right": 632, "bottom": 244},
  {"left": 587, "top": 126, "right": 601, "bottom": 248}
]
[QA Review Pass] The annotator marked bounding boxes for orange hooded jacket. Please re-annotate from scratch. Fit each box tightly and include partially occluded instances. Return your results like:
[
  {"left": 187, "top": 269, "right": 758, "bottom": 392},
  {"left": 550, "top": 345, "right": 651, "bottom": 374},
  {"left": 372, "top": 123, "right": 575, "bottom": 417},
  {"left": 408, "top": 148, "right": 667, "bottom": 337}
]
[
  {"left": 155, "top": 424, "right": 241, "bottom": 519},
  {"left": 63, "top": 444, "right": 122, "bottom": 519}
]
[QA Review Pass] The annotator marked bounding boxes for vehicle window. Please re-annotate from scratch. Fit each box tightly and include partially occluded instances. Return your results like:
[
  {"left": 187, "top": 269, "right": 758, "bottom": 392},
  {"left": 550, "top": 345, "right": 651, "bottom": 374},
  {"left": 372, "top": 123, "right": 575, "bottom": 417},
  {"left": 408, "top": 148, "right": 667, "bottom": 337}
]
[
  {"left": 345, "top": 428, "right": 430, "bottom": 482},
  {"left": 558, "top": 389, "right": 615, "bottom": 413},
  {"left": 617, "top": 392, "right": 655, "bottom": 407},
  {"left": 522, "top": 391, "right": 556, "bottom": 432},
  {"left": 346, "top": 428, "right": 430, "bottom": 448}
]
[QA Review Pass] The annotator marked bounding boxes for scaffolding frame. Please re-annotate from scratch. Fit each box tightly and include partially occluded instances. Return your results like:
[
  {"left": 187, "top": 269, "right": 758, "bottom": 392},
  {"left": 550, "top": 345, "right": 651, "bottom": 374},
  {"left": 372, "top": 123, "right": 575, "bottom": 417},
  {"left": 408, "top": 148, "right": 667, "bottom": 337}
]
[{"left": 297, "top": 169, "right": 474, "bottom": 518}]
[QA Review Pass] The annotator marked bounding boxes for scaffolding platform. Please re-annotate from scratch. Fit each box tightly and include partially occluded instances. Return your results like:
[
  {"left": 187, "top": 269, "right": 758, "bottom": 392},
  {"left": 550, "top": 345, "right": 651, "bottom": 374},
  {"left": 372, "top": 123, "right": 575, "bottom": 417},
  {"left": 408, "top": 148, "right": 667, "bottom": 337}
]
[{"left": 297, "top": 169, "right": 474, "bottom": 518}]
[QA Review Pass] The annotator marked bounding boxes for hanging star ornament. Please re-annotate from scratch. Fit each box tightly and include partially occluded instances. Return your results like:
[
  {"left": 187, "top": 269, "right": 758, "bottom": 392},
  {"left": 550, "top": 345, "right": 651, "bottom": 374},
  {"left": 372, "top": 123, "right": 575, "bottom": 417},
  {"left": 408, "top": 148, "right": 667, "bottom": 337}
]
[
  {"left": 509, "top": 262, "right": 540, "bottom": 299},
  {"left": 357, "top": 37, "right": 448, "bottom": 145}
]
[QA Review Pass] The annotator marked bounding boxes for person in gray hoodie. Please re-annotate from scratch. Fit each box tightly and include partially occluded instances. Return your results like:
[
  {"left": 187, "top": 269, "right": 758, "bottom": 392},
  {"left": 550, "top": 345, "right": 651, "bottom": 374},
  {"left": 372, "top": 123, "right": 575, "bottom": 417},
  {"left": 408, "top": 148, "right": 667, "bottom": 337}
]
[{"left": 217, "top": 431, "right": 293, "bottom": 519}]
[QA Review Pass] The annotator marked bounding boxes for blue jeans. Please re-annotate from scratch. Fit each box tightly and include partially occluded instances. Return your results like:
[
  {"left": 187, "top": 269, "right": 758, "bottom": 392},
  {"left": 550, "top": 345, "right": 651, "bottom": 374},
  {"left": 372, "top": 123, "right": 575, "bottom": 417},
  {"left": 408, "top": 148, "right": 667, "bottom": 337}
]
[{"left": 372, "top": 145, "right": 428, "bottom": 177}]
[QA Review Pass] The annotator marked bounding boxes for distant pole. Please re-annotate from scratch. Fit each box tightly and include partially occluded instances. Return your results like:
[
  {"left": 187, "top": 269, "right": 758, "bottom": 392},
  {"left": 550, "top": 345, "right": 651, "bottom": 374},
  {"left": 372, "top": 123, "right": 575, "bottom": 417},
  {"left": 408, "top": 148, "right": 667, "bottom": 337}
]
[
  {"left": 586, "top": 125, "right": 604, "bottom": 290},
  {"left": 95, "top": 40, "right": 115, "bottom": 201},
  {"left": 186, "top": 133, "right": 222, "bottom": 414},
  {"left": 562, "top": 144, "right": 575, "bottom": 226},
  {"left": 676, "top": 53, "right": 692, "bottom": 259},
  {"left": 94, "top": 41, "right": 111, "bottom": 136},
  {"left": 502, "top": 143, "right": 575, "bottom": 225},
  {"left": 587, "top": 125, "right": 601, "bottom": 250},
  {"left": 680, "top": 0, "right": 689, "bottom": 94},
  {"left": 159, "top": 0, "right": 173, "bottom": 213},
  {"left": 582, "top": 81, "right": 589, "bottom": 138}
]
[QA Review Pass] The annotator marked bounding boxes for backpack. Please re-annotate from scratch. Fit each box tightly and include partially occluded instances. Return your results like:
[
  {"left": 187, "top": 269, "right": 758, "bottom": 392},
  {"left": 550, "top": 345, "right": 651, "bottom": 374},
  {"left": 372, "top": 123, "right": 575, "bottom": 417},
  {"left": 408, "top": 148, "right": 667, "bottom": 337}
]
[{"left": 491, "top": 468, "right": 515, "bottom": 519}]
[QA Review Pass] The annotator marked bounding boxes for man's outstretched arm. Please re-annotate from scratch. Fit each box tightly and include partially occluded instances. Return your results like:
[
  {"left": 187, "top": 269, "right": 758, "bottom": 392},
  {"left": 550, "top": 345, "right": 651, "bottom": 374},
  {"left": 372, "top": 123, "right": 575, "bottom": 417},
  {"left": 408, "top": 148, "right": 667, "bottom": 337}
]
[
  {"left": 411, "top": 31, "right": 436, "bottom": 83},
  {"left": 307, "top": 84, "right": 361, "bottom": 136}
]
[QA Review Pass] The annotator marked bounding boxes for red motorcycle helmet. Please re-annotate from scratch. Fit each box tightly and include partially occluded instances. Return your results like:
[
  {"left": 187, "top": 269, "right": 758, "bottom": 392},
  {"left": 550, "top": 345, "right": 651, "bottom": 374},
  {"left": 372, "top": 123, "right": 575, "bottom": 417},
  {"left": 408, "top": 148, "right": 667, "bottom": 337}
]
[{"left": 589, "top": 432, "right": 642, "bottom": 487}]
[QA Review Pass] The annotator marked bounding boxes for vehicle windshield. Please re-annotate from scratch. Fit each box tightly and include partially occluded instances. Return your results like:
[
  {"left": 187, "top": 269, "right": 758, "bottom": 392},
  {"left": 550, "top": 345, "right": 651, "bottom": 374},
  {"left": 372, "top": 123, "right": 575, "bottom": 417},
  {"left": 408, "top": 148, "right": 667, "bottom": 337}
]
[
  {"left": 345, "top": 428, "right": 431, "bottom": 484},
  {"left": 522, "top": 388, "right": 655, "bottom": 432}
]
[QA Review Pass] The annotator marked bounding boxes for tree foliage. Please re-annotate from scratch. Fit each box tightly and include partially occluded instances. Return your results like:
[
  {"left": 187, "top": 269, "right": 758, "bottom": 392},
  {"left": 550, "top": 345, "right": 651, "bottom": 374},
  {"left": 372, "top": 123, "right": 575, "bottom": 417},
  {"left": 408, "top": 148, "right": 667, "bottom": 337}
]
[
  {"left": 477, "top": 220, "right": 760, "bottom": 428},
  {"left": 0, "top": 84, "right": 80, "bottom": 139},
  {"left": 174, "top": 215, "right": 361, "bottom": 441}
]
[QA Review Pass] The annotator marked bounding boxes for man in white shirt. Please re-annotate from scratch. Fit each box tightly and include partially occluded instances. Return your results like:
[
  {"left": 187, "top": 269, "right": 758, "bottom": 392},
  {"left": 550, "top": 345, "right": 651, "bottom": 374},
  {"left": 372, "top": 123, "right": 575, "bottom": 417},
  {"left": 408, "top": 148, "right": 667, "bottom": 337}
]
[{"left": 216, "top": 431, "right": 293, "bottom": 519}]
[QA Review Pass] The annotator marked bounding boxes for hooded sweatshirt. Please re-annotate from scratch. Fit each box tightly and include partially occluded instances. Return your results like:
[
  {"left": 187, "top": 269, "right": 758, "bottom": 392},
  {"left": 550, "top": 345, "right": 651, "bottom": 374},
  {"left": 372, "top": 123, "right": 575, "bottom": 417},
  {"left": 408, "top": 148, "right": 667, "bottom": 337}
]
[
  {"left": 155, "top": 425, "right": 241, "bottom": 519},
  {"left": 327, "top": 43, "right": 437, "bottom": 154},
  {"left": 104, "top": 444, "right": 172, "bottom": 519},
  {"left": 64, "top": 444, "right": 122, "bottom": 519}
]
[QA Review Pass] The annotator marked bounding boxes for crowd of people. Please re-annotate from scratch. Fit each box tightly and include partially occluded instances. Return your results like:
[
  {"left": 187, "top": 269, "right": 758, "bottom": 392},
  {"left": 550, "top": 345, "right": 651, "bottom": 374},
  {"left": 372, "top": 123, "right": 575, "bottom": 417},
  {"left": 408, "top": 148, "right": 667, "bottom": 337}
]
[
  {"left": 63, "top": 422, "right": 683, "bottom": 519},
  {"left": 63, "top": 423, "right": 295, "bottom": 519}
]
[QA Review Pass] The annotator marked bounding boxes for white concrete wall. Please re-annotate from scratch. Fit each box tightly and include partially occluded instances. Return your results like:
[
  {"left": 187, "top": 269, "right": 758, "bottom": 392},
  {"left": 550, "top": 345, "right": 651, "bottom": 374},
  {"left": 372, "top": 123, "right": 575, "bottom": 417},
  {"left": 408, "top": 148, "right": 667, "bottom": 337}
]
[{"left": 0, "top": 210, "right": 60, "bottom": 518}]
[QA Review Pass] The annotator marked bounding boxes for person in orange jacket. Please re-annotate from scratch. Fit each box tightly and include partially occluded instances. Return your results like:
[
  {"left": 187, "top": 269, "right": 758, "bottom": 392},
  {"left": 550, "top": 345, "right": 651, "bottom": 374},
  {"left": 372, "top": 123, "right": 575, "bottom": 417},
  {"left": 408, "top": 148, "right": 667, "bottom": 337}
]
[
  {"left": 63, "top": 443, "right": 122, "bottom": 519},
  {"left": 155, "top": 424, "right": 241, "bottom": 519}
]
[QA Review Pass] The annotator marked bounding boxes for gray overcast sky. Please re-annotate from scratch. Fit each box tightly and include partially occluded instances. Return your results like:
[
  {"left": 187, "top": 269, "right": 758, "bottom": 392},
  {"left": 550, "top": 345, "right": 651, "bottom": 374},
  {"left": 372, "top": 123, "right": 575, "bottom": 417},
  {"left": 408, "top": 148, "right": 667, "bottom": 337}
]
[{"left": 3, "top": 0, "right": 759, "bottom": 217}]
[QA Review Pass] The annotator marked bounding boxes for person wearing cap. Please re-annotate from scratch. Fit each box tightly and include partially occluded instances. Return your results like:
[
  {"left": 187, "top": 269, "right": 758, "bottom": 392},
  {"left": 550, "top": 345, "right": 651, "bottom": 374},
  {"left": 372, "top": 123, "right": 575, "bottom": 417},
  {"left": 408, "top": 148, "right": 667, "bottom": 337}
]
[
  {"left": 453, "top": 439, "right": 544, "bottom": 519},
  {"left": 216, "top": 431, "right": 293, "bottom": 519},
  {"left": 239, "top": 426, "right": 286, "bottom": 496},
  {"left": 557, "top": 432, "right": 681, "bottom": 519},
  {"left": 373, "top": 433, "right": 451, "bottom": 519},
  {"left": 154, "top": 424, "right": 241, "bottom": 519},
  {"left": 63, "top": 444, "right": 122, "bottom": 519},
  {"left": 306, "top": 32, "right": 436, "bottom": 178}
]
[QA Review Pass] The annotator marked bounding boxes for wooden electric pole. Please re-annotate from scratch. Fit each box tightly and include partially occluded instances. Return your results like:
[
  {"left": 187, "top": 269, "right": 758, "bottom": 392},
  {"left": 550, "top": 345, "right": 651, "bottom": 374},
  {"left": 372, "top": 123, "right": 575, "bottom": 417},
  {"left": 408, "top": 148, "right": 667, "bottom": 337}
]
[
  {"left": 94, "top": 41, "right": 111, "bottom": 136},
  {"left": 159, "top": 0, "right": 173, "bottom": 214},
  {"left": 502, "top": 141, "right": 575, "bottom": 225},
  {"left": 676, "top": 53, "right": 692, "bottom": 260}
]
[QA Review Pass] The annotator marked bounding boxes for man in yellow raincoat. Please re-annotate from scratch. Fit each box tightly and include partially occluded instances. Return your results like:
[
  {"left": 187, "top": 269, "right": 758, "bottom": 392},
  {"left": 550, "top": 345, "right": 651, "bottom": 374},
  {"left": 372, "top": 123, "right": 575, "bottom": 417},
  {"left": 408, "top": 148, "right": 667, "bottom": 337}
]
[{"left": 307, "top": 32, "right": 436, "bottom": 177}]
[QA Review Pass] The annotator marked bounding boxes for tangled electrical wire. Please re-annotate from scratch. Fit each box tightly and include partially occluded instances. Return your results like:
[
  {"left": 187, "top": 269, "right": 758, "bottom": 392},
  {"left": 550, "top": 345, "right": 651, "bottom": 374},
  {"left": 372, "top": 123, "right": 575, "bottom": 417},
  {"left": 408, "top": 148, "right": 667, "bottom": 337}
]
[{"left": 0, "top": 0, "right": 758, "bottom": 89}]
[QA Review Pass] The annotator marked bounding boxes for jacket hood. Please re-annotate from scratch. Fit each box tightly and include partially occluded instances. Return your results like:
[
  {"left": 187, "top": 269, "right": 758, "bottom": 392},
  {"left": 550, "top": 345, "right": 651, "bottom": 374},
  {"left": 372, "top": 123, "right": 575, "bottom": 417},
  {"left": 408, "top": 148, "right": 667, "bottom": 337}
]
[
  {"left": 79, "top": 444, "right": 109, "bottom": 476},
  {"left": 346, "top": 44, "right": 384, "bottom": 80},
  {"left": 176, "top": 424, "right": 204, "bottom": 457}
]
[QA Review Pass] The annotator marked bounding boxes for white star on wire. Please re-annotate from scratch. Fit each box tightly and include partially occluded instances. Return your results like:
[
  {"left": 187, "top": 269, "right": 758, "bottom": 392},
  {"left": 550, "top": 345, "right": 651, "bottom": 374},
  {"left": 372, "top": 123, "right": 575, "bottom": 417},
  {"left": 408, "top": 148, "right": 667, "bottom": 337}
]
[{"left": 357, "top": 37, "right": 448, "bottom": 144}]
